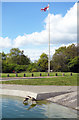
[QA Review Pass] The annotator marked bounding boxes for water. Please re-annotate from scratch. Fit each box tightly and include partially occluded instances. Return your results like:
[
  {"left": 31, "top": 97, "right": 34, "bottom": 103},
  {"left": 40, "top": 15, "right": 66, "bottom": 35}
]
[{"left": 0, "top": 95, "right": 78, "bottom": 119}]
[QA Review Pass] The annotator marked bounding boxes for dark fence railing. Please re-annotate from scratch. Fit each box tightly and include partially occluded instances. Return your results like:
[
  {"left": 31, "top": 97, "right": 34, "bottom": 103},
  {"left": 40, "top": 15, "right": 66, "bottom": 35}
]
[{"left": 6, "top": 73, "right": 73, "bottom": 77}]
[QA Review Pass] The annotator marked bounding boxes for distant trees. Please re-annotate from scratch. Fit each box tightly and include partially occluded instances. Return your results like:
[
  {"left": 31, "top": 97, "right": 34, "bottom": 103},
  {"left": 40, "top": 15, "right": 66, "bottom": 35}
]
[
  {"left": 6, "top": 48, "right": 30, "bottom": 65},
  {"left": 37, "top": 53, "right": 48, "bottom": 72},
  {"left": 51, "top": 52, "right": 68, "bottom": 72},
  {"left": 68, "top": 56, "right": 79, "bottom": 73},
  {"left": 2, "top": 48, "right": 30, "bottom": 73},
  {"left": 51, "top": 44, "right": 78, "bottom": 72},
  {"left": 1, "top": 43, "right": 79, "bottom": 73},
  {"left": 26, "top": 53, "right": 48, "bottom": 72},
  {"left": 27, "top": 62, "right": 39, "bottom": 72},
  {"left": 2, "top": 52, "right": 6, "bottom": 60}
]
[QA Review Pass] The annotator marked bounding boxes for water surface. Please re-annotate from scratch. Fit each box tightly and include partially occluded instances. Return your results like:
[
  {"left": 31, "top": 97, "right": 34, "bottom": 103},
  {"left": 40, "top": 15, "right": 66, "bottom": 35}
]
[{"left": 0, "top": 95, "right": 78, "bottom": 118}]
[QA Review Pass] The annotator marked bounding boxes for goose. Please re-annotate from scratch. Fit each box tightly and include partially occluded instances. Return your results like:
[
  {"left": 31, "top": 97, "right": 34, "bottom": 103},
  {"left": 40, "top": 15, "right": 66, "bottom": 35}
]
[
  {"left": 23, "top": 96, "right": 37, "bottom": 104},
  {"left": 30, "top": 97, "right": 37, "bottom": 101},
  {"left": 23, "top": 96, "right": 31, "bottom": 103},
  {"left": 29, "top": 97, "right": 37, "bottom": 104}
]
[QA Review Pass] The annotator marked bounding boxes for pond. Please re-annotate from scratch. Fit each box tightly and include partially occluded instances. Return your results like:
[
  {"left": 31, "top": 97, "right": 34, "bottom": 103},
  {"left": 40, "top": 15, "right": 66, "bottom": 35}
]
[{"left": 0, "top": 95, "right": 78, "bottom": 119}]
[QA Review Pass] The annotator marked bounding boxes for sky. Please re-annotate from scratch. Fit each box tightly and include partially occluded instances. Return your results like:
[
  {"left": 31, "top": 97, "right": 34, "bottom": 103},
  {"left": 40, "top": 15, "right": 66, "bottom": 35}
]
[{"left": 0, "top": 2, "right": 77, "bottom": 61}]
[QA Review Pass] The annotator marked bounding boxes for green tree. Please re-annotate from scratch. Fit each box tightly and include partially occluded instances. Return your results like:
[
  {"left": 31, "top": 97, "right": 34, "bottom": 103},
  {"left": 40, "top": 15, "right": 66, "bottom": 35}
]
[
  {"left": 37, "top": 53, "right": 48, "bottom": 72},
  {"left": 51, "top": 44, "right": 78, "bottom": 72},
  {"left": 55, "top": 46, "right": 66, "bottom": 55},
  {"left": 27, "top": 62, "right": 39, "bottom": 72},
  {"left": 68, "top": 56, "right": 79, "bottom": 73},
  {"left": 65, "top": 44, "right": 77, "bottom": 59},
  {"left": 14, "top": 65, "right": 28, "bottom": 73},
  {"left": 2, "top": 52, "right": 6, "bottom": 60},
  {"left": 52, "top": 53, "right": 68, "bottom": 72},
  {"left": 6, "top": 48, "right": 30, "bottom": 65}
]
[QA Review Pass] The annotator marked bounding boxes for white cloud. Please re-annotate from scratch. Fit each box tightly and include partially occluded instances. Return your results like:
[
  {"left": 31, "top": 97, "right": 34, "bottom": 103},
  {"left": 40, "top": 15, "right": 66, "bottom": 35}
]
[
  {"left": 13, "top": 30, "right": 48, "bottom": 47},
  {"left": 23, "top": 45, "right": 57, "bottom": 62},
  {"left": 13, "top": 3, "right": 77, "bottom": 47},
  {"left": 1, "top": 3, "right": 77, "bottom": 48},
  {"left": 0, "top": 3, "right": 77, "bottom": 61},
  {"left": 0, "top": 37, "right": 12, "bottom": 48}
]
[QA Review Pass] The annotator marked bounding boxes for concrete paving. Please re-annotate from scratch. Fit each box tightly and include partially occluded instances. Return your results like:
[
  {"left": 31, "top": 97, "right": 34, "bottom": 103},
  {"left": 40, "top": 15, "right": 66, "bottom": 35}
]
[{"left": 0, "top": 84, "right": 78, "bottom": 111}]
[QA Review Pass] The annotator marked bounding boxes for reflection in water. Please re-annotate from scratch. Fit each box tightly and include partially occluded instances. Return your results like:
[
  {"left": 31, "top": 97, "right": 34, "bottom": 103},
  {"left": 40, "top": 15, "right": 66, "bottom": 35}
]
[
  {"left": 1, "top": 95, "right": 78, "bottom": 118},
  {"left": 23, "top": 99, "right": 49, "bottom": 111}
]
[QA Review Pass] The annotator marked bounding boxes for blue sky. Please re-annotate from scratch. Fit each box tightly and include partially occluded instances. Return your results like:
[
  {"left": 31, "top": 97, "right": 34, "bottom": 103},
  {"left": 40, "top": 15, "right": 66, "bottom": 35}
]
[
  {"left": 2, "top": 2, "right": 75, "bottom": 39},
  {"left": 1, "top": 2, "right": 77, "bottom": 61}
]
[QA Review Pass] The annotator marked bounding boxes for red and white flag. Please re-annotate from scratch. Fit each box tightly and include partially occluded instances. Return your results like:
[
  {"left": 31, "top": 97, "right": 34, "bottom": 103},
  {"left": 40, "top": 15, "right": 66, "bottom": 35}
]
[{"left": 41, "top": 4, "right": 49, "bottom": 11}]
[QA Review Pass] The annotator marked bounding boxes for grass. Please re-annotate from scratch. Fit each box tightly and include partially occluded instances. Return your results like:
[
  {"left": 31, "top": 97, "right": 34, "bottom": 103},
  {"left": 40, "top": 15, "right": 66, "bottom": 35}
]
[
  {"left": 0, "top": 74, "right": 78, "bottom": 86},
  {"left": 1, "top": 72, "right": 77, "bottom": 77}
]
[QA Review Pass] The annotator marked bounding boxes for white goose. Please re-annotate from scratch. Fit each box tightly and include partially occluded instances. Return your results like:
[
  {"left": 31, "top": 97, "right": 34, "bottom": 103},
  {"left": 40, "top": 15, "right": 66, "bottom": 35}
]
[{"left": 23, "top": 96, "right": 37, "bottom": 104}]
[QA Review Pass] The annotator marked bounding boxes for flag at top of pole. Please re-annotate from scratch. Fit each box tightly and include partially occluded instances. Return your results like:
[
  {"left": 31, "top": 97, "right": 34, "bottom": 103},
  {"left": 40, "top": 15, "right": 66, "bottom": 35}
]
[
  {"left": 41, "top": 4, "right": 49, "bottom": 11},
  {"left": 41, "top": 3, "right": 50, "bottom": 73}
]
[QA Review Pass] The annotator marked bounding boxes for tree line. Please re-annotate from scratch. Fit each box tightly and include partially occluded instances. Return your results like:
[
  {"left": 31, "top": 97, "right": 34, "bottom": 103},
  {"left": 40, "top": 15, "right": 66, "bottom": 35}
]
[{"left": 0, "top": 43, "right": 79, "bottom": 73}]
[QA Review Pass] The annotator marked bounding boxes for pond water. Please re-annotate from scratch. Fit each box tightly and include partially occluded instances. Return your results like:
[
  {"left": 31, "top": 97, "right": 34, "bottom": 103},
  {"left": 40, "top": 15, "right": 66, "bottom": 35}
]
[{"left": 0, "top": 95, "right": 78, "bottom": 119}]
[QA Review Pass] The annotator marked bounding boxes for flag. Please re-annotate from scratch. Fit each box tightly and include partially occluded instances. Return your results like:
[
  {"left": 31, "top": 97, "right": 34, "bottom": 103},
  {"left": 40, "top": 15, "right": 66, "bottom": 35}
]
[{"left": 41, "top": 4, "right": 49, "bottom": 11}]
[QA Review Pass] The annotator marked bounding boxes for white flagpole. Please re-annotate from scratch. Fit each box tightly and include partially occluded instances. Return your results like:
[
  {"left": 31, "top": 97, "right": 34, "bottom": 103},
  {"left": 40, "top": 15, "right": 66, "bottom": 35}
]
[{"left": 48, "top": 4, "right": 50, "bottom": 73}]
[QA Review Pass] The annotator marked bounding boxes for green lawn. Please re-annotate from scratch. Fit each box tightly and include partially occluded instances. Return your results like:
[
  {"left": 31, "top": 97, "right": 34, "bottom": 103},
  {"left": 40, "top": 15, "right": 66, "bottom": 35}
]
[
  {"left": 1, "top": 72, "right": 77, "bottom": 77},
  {"left": 0, "top": 74, "right": 78, "bottom": 86}
]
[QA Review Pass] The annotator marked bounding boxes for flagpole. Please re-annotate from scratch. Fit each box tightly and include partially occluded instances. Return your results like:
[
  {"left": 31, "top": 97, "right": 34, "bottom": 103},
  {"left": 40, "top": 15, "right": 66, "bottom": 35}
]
[
  {"left": 48, "top": 4, "right": 50, "bottom": 73},
  {"left": 41, "top": 4, "right": 50, "bottom": 73}
]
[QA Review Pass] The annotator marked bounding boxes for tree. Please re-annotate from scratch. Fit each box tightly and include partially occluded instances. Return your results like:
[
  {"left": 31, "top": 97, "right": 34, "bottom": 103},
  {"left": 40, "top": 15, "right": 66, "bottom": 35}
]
[
  {"left": 27, "top": 62, "right": 39, "bottom": 72},
  {"left": 6, "top": 48, "right": 30, "bottom": 65},
  {"left": 14, "top": 65, "right": 28, "bottom": 73},
  {"left": 68, "top": 56, "right": 79, "bottom": 73},
  {"left": 37, "top": 53, "right": 48, "bottom": 72},
  {"left": 52, "top": 52, "right": 68, "bottom": 72},
  {"left": 65, "top": 44, "right": 77, "bottom": 59},
  {"left": 51, "top": 44, "right": 78, "bottom": 72},
  {"left": 2, "top": 52, "right": 6, "bottom": 60},
  {"left": 1, "top": 48, "right": 31, "bottom": 73},
  {"left": 55, "top": 46, "right": 66, "bottom": 55}
]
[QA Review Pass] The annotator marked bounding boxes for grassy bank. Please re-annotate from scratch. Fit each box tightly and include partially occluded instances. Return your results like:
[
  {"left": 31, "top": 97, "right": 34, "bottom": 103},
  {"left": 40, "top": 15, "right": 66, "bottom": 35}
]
[{"left": 0, "top": 75, "right": 78, "bottom": 86}]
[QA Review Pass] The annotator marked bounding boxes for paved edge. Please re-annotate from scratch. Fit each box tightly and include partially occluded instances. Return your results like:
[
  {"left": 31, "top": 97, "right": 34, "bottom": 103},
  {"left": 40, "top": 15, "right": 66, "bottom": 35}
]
[
  {"left": 0, "top": 89, "right": 37, "bottom": 99},
  {"left": 0, "top": 88, "right": 78, "bottom": 111},
  {"left": 47, "top": 91, "right": 78, "bottom": 111}
]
